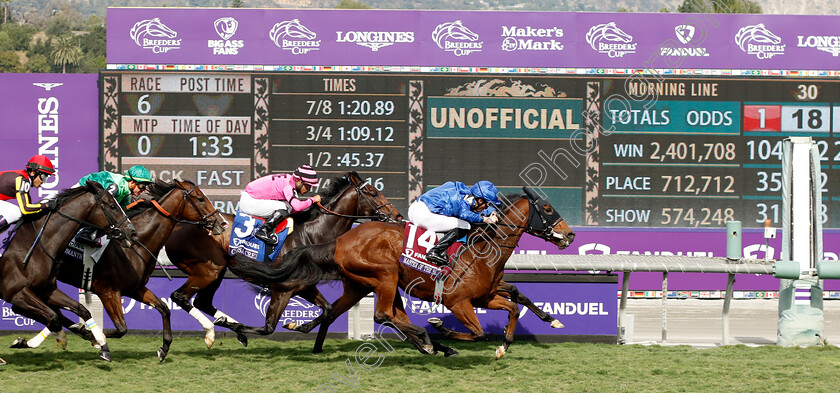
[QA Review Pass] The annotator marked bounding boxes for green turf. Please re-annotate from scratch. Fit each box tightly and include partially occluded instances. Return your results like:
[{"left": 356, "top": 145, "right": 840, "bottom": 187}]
[{"left": 1, "top": 334, "right": 840, "bottom": 392}]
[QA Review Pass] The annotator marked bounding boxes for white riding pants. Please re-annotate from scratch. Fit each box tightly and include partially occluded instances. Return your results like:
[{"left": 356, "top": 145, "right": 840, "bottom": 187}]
[
  {"left": 0, "top": 200, "right": 22, "bottom": 224},
  {"left": 407, "top": 201, "right": 470, "bottom": 233},
  {"left": 238, "top": 191, "right": 290, "bottom": 218}
]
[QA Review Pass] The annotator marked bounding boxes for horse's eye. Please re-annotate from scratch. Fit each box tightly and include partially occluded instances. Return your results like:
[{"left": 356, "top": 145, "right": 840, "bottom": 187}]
[
  {"left": 198, "top": 197, "right": 205, "bottom": 202},
  {"left": 543, "top": 204, "right": 554, "bottom": 214}
]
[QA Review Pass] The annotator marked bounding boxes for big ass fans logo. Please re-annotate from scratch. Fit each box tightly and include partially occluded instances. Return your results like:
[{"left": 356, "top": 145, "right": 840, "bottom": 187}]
[
  {"left": 269, "top": 19, "right": 320, "bottom": 55},
  {"left": 500, "top": 25, "right": 564, "bottom": 52},
  {"left": 735, "top": 23, "right": 785, "bottom": 59},
  {"left": 585, "top": 22, "right": 636, "bottom": 58},
  {"left": 432, "top": 20, "right": 483, "bottom": 56},
  {"left": 129, "top": 18, "right": 181, "bottom": 53},
  {"left": 208, "top": 17, "right": 244, "bottom": 55}
]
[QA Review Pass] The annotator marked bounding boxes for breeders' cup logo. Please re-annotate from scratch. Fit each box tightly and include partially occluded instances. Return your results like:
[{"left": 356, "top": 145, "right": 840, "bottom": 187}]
[
  {"left": 336, "top": 30, "right": 414, "bottom": 51},
  {"left": 269, "top": 19, "right": 320, "bottom": 55},
  {"left": 432, "top": 20, "right": 483, "bottom": 56},
  {"left": 585, "top": 22, "right": 636, "bottom": 58},
  {"left": 735, "top": 23, "right": 785, "bottom": 59},
  {"left": 208, "top": 17, "right": 244, "bottom": 55},
  {"left": 659, "top": 24, "right": 709, "bottom": 57},
  {"left": 129, "top": 18, "right": 181, "bottom": 53},
  {"left": 254, "top": 293, "right": 320, "bottom": 325},
  {"left": 797, "top": 35, "right": 840, "bottom": 56},
  {"left": 500, "top": 25, "right": 564, "bottom": 52}
]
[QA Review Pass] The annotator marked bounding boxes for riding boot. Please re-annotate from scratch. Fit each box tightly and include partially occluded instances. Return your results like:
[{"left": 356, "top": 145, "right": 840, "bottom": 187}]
[
  {"left": 426, "top": 227, "right": 468, "bottom": 267},
  {"left": 254, "top": 209, "right": 289, "bottom": 246},
  {"left": 75, "top": 226, "right": 101, "bottom": 247},
  {"left": 0, "top": 216, "right": 8, "bottom": 234}
]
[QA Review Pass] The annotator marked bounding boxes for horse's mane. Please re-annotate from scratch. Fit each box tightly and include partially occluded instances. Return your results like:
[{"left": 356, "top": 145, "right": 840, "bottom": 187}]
[
  {"left": 21, "top": 182, "right": 101, "bottom": 221},
  {"left": 290, "top": 173, "right": 354, "bottom": 222},
  {"left": 499, "top": 193, "right": 523, "bottom": 212},
  {"left": 144, "top": 179, "right": 177, "bottom": 199}
]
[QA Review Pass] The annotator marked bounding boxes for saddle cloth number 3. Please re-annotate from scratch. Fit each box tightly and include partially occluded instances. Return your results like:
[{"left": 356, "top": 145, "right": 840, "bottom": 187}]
[{"left": 405, "top": 223, "right": 436, "bottom": 252}]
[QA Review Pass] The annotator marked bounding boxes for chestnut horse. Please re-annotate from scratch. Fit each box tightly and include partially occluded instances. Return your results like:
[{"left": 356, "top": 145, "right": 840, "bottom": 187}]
[
  {"left": 228, "top": 186, "right": 574, "bottom": 359},
  {"left": 23, "top": 179, "right": 226, "bottom": 362},
  {"left": 0, "top": 181, "right": 136, "bottom": 362},
  {"left": 163, "top": 171, "right": 401, "bottom": 347}
]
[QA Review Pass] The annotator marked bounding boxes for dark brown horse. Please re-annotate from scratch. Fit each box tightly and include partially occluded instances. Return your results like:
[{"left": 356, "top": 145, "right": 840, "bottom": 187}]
[
  {"left": 228, "top": 186, "right": 574, "bottom": 359},
  {"left": 0, "top": 181, "right": 136, "bottom": 362},
  {"left": 21, "top": 179, "right": 226, "bottom": 362},
  {"left": 163, "top": 171, "right": 401, "bottom": 347}
]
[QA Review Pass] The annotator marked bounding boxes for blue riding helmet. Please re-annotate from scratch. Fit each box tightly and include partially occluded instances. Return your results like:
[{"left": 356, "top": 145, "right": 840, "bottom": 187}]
[{"left": 470, "top": 181, "right": 501, "bottom": 205}]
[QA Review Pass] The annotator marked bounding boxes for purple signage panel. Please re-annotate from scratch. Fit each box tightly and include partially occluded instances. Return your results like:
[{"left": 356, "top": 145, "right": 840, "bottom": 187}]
[
  {"left": 108, "top": 8, "right": 840, "bottom": 70},
  {"left": 514, "top": 228, "right": 840, "bottom": 290},
  {"left": 0, "top": 73, "right": 99, "bottom": 199}
]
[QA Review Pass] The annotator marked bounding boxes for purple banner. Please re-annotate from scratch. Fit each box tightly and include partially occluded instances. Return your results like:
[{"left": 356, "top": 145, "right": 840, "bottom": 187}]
[
  {"left": 0, "top": 74, "right": 99, "bottom": 199},
  {"left": 108, "top": 8, "right": 840, "bottom": 70},
  {"left": 514, "top": 228, "right": 840, "bottom": 290}
]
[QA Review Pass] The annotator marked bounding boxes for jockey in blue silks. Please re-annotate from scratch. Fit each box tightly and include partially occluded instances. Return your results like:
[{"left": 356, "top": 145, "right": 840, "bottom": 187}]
[{"left": 407, "top": 180, "right": 501, "bottom": 270}]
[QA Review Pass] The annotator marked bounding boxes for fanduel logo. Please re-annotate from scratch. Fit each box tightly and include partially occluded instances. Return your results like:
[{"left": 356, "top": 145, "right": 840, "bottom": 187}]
[
  {"left": 500, "top": 25, "right": 564, "bottom": 52},
  {"left": 208, "top": 17, "right": 244, "bottom": 55},
  {"left": 659, "top": 24, "right": 709, "bottom": 57},
  {"left": 797, "top": 35, "right": 840, "bottom": 56},
  {"left": 335, "top": 31, "right": 414, "bottom": 51},
  {"left": 735, "top": 23, "right": 785, "bottom": 59},
  {"left": 129, "top": 18, "right": 181, "bottom": 53},
  {"left": 585, "top": 22, "right": 636, "bottom": 58},
  {"left": 269, "top": 19, "right": 320, "bottom": 55},
  {"left": 432, "top": 20, "right": 483, "bottom": 56}
]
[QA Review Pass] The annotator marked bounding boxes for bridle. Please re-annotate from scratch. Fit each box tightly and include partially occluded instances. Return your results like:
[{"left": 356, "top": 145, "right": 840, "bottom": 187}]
[
  {"left": 142, "top": 181, "right": 224, "bottom": 232},
  {"left": 315, "top": 175, "right": 398, "bottom": 223}
]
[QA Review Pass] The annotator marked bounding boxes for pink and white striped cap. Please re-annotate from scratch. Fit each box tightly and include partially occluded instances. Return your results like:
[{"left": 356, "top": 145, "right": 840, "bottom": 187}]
[{"left": 293, "top": 164, "right": 318, "bottom": 186}]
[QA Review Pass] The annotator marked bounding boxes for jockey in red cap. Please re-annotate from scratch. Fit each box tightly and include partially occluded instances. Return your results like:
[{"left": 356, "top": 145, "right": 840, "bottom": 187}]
[{"left": 0, "top": 155, "right": 56, "bottom": 234}]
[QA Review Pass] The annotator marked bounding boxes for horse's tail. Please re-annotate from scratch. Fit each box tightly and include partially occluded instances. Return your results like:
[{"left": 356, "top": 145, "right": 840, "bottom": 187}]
[{"left": 227, "top": 242, "right": 339, "bottom": 290}]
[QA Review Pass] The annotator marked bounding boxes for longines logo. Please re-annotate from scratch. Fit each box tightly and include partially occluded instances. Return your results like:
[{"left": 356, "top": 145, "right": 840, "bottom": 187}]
[
  {"left": 500, "top": 25, "right": 564, "bottom": 52},
  {"left": 208, "top": 17, "right": 244, "bottom": 55},
  {"left": 432, "top": 20, "right": 483, "bottom": 56},
  {"left": 735, "top": 23, "right": 785, "bottom": 59},
  {"left": 797, "top": 35, "right": 840, "bottom": 56},
  {"left": 660, "top": 24, "right": 709, "bottom": 57},
  {"left": 335, "top": 30, "right": 414, "bottom": 51},
  {"left": 33, "top": 82, "right": 63, "bottom": 91},
  {"left": 129, "top": 18, "right": 181, "bottom": 53},
  {"left": 269, "top": 19, "right": 320, "bottom": 55},
  {"left": 585, "top": 22, "right": 636, "bottom": 58}
]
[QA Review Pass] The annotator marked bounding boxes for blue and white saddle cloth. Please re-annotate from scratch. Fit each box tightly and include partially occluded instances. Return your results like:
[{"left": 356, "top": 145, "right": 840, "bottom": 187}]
[{"left": 227, "top": 211, "right": 290, "bottom": 263}]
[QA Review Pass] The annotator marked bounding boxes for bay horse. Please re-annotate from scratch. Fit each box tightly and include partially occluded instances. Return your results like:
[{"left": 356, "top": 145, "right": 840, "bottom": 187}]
[
  {"left": 228, "top": 186, "right": 574, "bottom": 359},
  {"left": 163, "top": 171, "right": 401, "bottom": 347},
  {"left": 0, "top": 181, "right": 136, "bottom": 362},
  {"left": 16, "top": 179, "right": 226, "bottom": 362}
]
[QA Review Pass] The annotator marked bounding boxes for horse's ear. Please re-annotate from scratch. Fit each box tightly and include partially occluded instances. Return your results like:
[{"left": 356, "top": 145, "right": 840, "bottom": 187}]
[
  {"left": 348, "top": 171, "right": 362, "bottom": 185},
  {"left": 522, "top": 186, "right": 539, "bottom": 201}
]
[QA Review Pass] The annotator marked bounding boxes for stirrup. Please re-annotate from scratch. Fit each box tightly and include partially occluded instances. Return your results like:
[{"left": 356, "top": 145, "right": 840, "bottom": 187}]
[{"left": 255, "top": 231, "right": 278, "bottom": 246}]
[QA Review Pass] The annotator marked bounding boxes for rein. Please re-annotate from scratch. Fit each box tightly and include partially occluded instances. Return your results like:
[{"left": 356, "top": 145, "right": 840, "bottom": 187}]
[{"left": 315, "top": 180, "right": 397, "bottom": 222}]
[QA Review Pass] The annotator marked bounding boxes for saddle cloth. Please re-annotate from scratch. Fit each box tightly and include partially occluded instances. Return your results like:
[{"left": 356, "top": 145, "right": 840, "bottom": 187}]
[
  {"left": 227, "top": 211, "right": 291, "bottom": 263},
  {"left": 399, "top": 222, "right": 463, "bottom": 279}
]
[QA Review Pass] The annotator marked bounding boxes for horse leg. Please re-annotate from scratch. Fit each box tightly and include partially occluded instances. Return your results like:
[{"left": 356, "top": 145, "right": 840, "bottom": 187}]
[
  {"left": 44, "top": 288, "right": 111, "bottom": 362},
  {"left": 312, "top": 282, "right": 370, "bottom": 354},
  {"left": 193, "top": 270, "right": 249, "bottom": 347},
  {"left": 125, "top": 286, "right": 172, "bottom": 363},
  {"left": 8, "top": 303, "right": 59, "bottom": 349},
  {"left": 96, "top": 291, "right": 128, "bottom": 339},
  {"left": 234, "top": 287, "right": 292, "bottom": 338},
  {"left": 287, "top": 286, "right": 332, "bottom": 333},
  {"left": 171, "top": 276, "right": 216, "bottom": 349},
  {"left": 485, "top": 294, "right": 520, "bottom": 360},
  {"left": 391, "top": 292, "right": 457, "bottom": 357},
  {"left": 370, "top": 283, "right": 435, "bottom": 355},
  {"left": 497, "top": 281, "right": 563, "bottom": 328}
]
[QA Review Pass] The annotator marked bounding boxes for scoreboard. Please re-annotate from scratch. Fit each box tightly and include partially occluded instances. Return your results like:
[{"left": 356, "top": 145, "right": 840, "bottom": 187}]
[{"left": 99, "top": 72, "right": 840, "bottom": 228}]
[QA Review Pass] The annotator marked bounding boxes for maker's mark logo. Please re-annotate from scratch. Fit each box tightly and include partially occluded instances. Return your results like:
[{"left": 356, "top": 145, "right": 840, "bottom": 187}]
[
  {"left": 659, "top": 24, "right": 709, "bottom": 57},
  {"left": 208, "top": 17, "right": 244, "bottom": 55},
  {"left": 129, "top": 18, "right": 181, "bottom": 53},
  {"left": 432, "top": 20, "right": 483, "bottom": 56},
  {"left": 500, "top": 25, "right": 564, "bottom": 52},
  {"left": 269, "top": 19, "right": 320, "bottom": 55},
  {"left": 735, "top": 23, "right": 785, "bottom": 59},
  {"left": 797, "top": 35, "right": 840, "bottom": 56},
  {"left": 585, "top": 22, "right": 636, "bottom": 58}
]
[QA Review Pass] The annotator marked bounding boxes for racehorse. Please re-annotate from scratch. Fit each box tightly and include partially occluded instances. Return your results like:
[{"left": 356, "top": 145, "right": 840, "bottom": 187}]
[
  {"left": 163, "top": 171, "right": 401, "bottom": 347},
  {"left": 21, "top": 179, "right": 225, "bottom": 362},
  {"left": 0, "top": 181, "right": 136, "bottom": 362},
  {"left": 228, "top": 186, "right": 574, "bottom": 359}
]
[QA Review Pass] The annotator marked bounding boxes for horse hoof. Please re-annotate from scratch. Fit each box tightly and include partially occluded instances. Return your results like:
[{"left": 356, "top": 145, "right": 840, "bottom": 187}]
[
  {"left": 550, "top": 320, "right": 565, "bottom": 329},
  {"left": 10, "top": 337, "right": 29, "bottom": 349},
  {"left": 100, "top": 344, "right": 112, "bottom": 362},
  {"left": 283, "top": 322, "right": 298, "bottom": 331},
  {"left": 444, "top": 348, "right": 459, "bottom": 357},
  {"left": 495, "top": 346, "right": 506, "bottom": 360},
  {"left": 204, "top": 330, "right": 215, "bottom": 349},
  {"left": 0, "top": 357, "right": 6, "bottom": 366},
  {"left": 423, "top": 344, "right": 435, "bottom": 355},
  {"left": 428, "top": 317, "right": 442, "bottom": 328},
  {"left": 158, "top": 348, "right": 168, "bottom": 363},
  {"left": 236, "top": 333, "right": 248, "bottom": 347}
]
